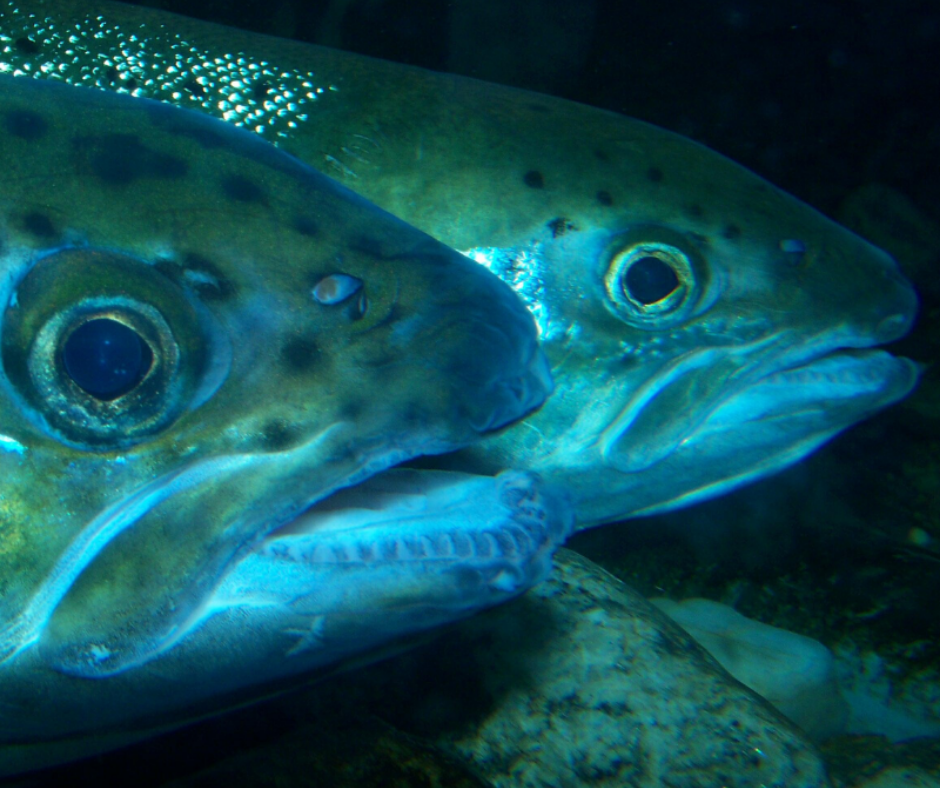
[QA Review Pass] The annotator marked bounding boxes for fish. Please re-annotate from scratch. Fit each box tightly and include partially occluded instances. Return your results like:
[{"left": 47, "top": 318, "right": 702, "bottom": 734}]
[
  {"left": 2, "top": 0, "right": 919, "bottom": 529},
  {"left": 0, "top": 73, "right": 570, "bottom": 774}
]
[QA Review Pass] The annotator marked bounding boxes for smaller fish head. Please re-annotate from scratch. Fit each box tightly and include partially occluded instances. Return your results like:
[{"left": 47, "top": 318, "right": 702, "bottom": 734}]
[{"left": 530, "top": 164, "right": 919, "bottom": 525}]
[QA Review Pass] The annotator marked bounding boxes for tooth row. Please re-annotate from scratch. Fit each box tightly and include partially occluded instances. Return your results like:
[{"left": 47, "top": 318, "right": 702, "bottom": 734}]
[{"left": 262, "top": 522, "right": 548, "bottom": 567}]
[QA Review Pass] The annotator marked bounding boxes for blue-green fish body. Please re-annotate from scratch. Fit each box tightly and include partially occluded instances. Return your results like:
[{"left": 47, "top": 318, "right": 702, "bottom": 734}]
[
  {"left": 0, "top": 73, "right": 565, "bottom": 774},
  {"left": 8, "top": 0, "right": 916, "bottom": 527}
]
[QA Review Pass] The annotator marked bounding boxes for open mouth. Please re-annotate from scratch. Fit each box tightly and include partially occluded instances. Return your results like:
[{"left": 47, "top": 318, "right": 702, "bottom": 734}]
[
  {"left": 212, "top": 468, "right": 573, "bottom": 636},
  {"left": 7, "top": 456, "right": 572, "bottom": 681}
]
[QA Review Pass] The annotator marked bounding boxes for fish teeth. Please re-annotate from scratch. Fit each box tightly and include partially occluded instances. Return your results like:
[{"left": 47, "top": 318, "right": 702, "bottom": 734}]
[{"left": 260, "top": 519, "right": 550, "bottom": 568}]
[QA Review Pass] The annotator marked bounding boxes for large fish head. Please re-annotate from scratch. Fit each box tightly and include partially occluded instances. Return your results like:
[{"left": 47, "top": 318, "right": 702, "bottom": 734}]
[
  {"left": 483, "top": 112, "right": 920, "bottom": 525},
  {"left": 0, "top": 74, "right": 566, "bottom": 765}
]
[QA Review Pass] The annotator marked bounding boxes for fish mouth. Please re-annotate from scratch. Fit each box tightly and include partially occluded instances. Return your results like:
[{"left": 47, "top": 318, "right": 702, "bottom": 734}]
[
  {"left": 600, "top": 335, "right": 920, "bottom": 475},
  {"left": 14, "top": 446, "right": 571, "bottom": 683},
  {"left": 205, "top": 468, "right": 573, "bottom": 660}
]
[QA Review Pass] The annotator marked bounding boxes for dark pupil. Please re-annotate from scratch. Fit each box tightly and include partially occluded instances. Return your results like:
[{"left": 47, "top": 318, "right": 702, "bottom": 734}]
[
  {"left": 63, "top": 318, "right": 152, "bottom": 400},
  {"left": 624, "top": 256, "right": 680, "bottom": 305}
]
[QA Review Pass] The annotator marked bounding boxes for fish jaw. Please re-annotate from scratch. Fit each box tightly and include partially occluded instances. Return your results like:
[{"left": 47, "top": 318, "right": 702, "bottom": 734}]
[
  {"left": 178, "top": 470, "right": 571, "bottom": 683},
  {"left": 0, "top": 469, "right": 570, "bottom": 749}
]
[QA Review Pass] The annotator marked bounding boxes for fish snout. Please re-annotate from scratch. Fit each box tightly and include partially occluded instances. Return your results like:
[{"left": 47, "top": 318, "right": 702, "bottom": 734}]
[
  {"left": 472, "top": 340, "right": 553, "bottom": 433},
  {"left": 854, "top": 244, "right": 919, "bottom": 346},
  {"left": 457, "top": 324, "right": 552, "bottom": 435},
  {"left": 421, "top": 252, "right": 552, "bottom": 436},
  {"left": 871, "top": 266, "right": 919, "bottom": 345}
]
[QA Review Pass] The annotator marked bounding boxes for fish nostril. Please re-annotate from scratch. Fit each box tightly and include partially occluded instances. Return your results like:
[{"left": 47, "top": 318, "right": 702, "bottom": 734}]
[{"left": 874, "top": 312, "right": 913, "bottom": 344}]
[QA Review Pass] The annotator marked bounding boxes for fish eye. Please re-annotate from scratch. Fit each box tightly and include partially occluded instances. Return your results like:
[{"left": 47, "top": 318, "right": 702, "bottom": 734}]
[
  {"left": 603, "top": 230, "right": 705, "bottom": 328},
  {"left": 623, "top": 255, "right": 680, "bottom": 305},
  {"left": 62, "top": 316, "right": 154, "bottom": 400},
  {"left": 2, "top": 248, "right": 214, "bottom": 448}
]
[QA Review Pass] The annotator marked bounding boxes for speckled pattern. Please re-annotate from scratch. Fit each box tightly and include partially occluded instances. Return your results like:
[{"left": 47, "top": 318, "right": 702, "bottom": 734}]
[{"left": 439, "top": 550, "right": 830, "bottom": 788}]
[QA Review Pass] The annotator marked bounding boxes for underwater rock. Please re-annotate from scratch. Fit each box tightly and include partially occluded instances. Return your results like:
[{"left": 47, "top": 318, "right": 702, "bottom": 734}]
[
  {"left": 426, "top": 549, "right": 830, "bottom": 787},
  {"left": 821, "top": 734, "right": 940, "bottom": 788},
  {"left": 651, "top": 597, "right": 849, "bottom": 741},
  {"left": 833, "top": 646, "right": 940, "bottom": 743}
]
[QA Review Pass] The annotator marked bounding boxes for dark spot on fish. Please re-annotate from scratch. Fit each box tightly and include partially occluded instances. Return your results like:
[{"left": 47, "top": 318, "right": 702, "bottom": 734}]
[
  {"left": 252, "top": 80, "right": 271, "bottom": 101},
  {"left": 183, "top": 79, "right": 206, "bottom": 97},
  {"left": 104, "top": 67, "right": 119, "bottom": 84},
  {"left": 686, "top": 203, "right": 704, "bottom": 218},
  {"left": 596, "top": 190, "right": 613, "bottom": 206},
  {"left": 339, "top": 399, "right": 364, "bottom": 421},
  {"left": 14, "top": 38, "right": 39, "bottom": 55},
  {"left": 293, "top": 215, "right": 319, "bottom": 237},
  {"left": 124, "top": 77, "right": 138, "bottom": 91},
  {"left": 181, "top": 253, "right": 237, "bottom": 301},
  {"left": 647, "top": 167, "right": 664, "bottom": 183},
  {"left": 594, "top": 149, "right": 610, "bottom": 162},
  {"left": 547, "top": 217, "right": 577, "bottom": 238},
  {"left": 723, "top": 224, "right": 742, "bottom": 240},
  {"left": 222, "top": 174, "right": 266, "bottom": 203},
  {"left": 261, "top": 420, "right": 296, "bottom": 451},
  {"left": 153, "top": 258, "right": 183, "bottom": 285},
  {"left": 281, "top": 336, "right": 321, "bottom": 372},
  {"left": 22, "top": 211, "right": 56, "bottom": 239},
  {"left": 4, "top": 109, "right": 48, "bottom": 141},
  {"left": 351, "top": 235, "right": 388, "bottom": 259},
  {"left": 523, "top": 170, "right": 544, "bottom": 189},
  {"left": 72, "top": 134, "right": 189, "bottom": 186}
]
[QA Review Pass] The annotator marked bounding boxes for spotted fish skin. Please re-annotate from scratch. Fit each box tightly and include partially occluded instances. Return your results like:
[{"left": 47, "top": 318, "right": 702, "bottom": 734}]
[
  {"left": 0, "top": 72, "right": 565, "bottom": 773},
  {"left": 3, "top": 0, "right": 918, "bottom": 529}
]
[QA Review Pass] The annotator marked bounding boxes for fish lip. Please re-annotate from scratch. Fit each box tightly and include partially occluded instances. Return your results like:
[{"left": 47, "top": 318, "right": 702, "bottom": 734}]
[
  {"left": 256, "top": 467, "right": 571, "bottom": 561},
  {"left": 600, "top": 331, "right": 919, "bottom": 474},
  {"left": 175, "top": 468, "right": 573, "bottom": 672}
]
